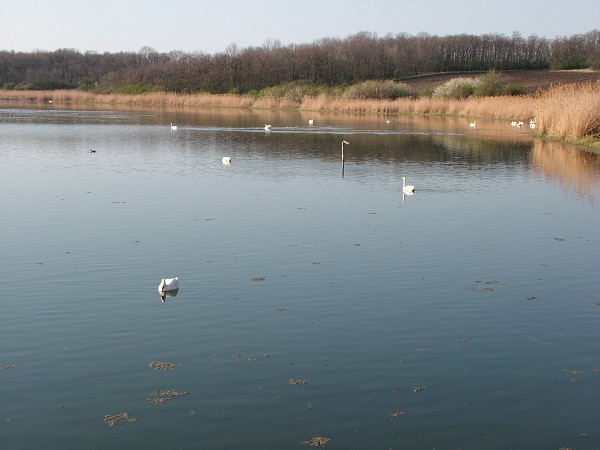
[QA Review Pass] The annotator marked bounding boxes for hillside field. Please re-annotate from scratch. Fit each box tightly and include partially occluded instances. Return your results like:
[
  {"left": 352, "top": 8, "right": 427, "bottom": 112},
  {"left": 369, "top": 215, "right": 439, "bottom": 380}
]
[{"left": 401, "top": 69, "right": 600, "bottom": 94}]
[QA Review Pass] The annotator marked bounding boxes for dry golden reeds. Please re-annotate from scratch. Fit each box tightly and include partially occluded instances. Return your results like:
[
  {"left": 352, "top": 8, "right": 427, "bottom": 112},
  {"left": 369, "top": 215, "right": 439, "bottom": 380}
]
[
  {"left": 1, "top": 83, "right": 598, "bottom": 145},
  {"left": 534, "top": 81, "right": 600, "bottom": 139}
]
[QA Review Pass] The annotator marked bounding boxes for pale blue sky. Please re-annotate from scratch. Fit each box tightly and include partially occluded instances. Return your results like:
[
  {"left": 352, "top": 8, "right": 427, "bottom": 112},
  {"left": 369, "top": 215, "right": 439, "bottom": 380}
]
[{"left": 2, "top": 0, "right": 598, "bottom": 54}]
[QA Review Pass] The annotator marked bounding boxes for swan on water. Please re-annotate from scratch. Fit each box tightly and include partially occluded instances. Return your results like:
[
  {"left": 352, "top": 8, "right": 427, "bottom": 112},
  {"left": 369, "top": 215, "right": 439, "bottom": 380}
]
[
  {"left": 308, "top": 119, "right": 314, "bottom": 125},
  {"left": 158, "top": 277, "right": 179, "bottom": 294},
  {"left": 170, "top": 123, "right": 178, "bottom": 131},
  {"left": 264, "top": 124, "right": 272, "bottom": 130},
  {"left": 222, "top": 156, "right": 232, "bottom": 164},
  {"left": 402, "top": 176, "right": 415, "bottom": 194},
  {"left": 469, "top": 120, "right": 476, "bottom": 128}
]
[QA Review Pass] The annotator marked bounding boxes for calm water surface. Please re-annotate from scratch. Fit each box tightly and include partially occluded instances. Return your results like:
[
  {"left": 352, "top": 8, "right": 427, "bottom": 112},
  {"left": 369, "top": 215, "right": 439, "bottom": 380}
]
[{"left": 1, "top": 106, "right": 599, "bottom": 449}]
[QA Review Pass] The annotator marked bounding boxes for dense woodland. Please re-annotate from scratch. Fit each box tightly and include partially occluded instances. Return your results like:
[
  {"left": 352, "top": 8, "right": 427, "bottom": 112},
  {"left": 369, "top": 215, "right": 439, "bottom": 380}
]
[{"left": 1, "top": 30, "right": 599, "bottom": 94}]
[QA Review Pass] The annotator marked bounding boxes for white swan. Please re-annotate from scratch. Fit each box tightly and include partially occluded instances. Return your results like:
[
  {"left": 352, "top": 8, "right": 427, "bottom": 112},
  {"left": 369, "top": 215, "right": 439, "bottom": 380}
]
[
  {"left": 402, "top": 176, "right": 415, "bottom": 194},
  {"left": 469, "top": 120, "right": 476, "bottom": 128},
  {"left": 308, "top": 119, "right": 314, "bottom": 125},
  {"left": 222, "top": 156, "right": 231, "bottom": 165},
  {"left": 158, "top": 277, "right": 179, "bottom": 294},
  {"left": 170, "top": 123, "right": 177, "bottom": 131},
  {"left": 516, "top": 121, "right": 524, "bottom": 127},
  {"left": 511, "top": 120, "right": 518, "bottom": 127},
  {"left": 264, "top": 124, "right": 272, "bottom": 130}
]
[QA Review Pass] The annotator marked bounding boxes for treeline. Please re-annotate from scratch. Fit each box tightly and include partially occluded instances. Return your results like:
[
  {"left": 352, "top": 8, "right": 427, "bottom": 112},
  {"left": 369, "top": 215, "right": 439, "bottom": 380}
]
[{"left": 1, "top": 30, "right": 599, "bottom": 94}]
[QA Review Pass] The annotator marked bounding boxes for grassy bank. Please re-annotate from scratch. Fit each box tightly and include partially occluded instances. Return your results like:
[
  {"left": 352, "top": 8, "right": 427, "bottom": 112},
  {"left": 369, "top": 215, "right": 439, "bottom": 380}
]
[{"left": 1, "top": 81, "right": 599, "bottom": 147}]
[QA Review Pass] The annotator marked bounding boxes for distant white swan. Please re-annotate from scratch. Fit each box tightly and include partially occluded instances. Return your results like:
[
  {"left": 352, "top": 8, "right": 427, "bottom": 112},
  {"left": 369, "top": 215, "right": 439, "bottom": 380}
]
[
  {"left": 402, "top": 176, "right": 415, "bottom": 194},
  {"left": 516, "top": 121, "right": 524, "bottom": 127},
  {"left": 529, "top": 118, "right": 536, "bottom": 129},
  {"left": 264, "top": 124, "right": 272, "bottom": 130},
  {"left": 222, "top": 156, "right": 232, "bottom": 164},
  {"left": 158, "top": 277, "right": 179, "bottom": 294},
  {"left": 170, "top": 123, "right": 178, "bottom": 131},
  {"left": 308, "top": 119, "right": 314, "bottom": 125},
  {"left": 469, "top": 120, "right": 476, "bottom": 128},
  {"left": 511, "top": 120, "right": 518, "bottom": 127}
]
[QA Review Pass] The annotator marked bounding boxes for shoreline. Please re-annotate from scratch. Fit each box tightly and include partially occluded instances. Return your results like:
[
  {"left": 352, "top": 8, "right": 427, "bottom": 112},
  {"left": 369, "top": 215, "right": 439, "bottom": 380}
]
[{"left": 1, "top": 87, "right": 598, "bottom": 151}]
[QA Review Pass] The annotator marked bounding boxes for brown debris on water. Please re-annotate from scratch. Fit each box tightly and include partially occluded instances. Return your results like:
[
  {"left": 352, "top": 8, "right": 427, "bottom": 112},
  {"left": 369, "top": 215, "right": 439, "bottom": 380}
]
[
  {"left": 289, "top": 379, "right": 308, "bottom": 385},
  {"left": 149, "top": 361, "right": 176, "bottom": 370},
  {"left": 147, "top": 390, "right": 189, "bottom": 404},
  {"left": 104, "top": 412, "right": 139, "bottom": 427},
  {"left": 302, "top": 436, "right": 330, "bottom": 447}
]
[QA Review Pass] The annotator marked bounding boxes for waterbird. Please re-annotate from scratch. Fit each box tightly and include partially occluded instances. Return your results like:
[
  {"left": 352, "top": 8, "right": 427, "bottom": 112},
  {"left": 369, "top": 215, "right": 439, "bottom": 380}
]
[
  {"left": 90, "top": 149, "right": 96, "bottom": 153},
  {"left": 308, "top": 119, "right": 314, "bottom": 125},
  {"left": 402, "top": 176, "right": 415, "bottom": 194},
  {"left": 158, "top": 277, "right": 179, "bottom": 294},
  {"left": 511, "top": 121, "right": 518, "bottom": 127},
  {"left": 264, "top": 124, "right": 272, "bottom": 130},
  {"left": 170, "top": 123, "right": 178, "bottom": 131},
  {"left": 222, "top": 156, "right": 231, "bottom": 165},
  {"left": 469, "top": 120, "right": 476, "bottom": 128}
]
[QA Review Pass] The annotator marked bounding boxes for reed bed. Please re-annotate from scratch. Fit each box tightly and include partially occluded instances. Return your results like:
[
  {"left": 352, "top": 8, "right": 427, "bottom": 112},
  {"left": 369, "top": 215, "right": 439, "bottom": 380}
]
[
  {"left": 534, "top": 81, "right": 600, "bottom": 139},
  {"left": 1, "top": 84, "right": 598, "bottom": 144}
]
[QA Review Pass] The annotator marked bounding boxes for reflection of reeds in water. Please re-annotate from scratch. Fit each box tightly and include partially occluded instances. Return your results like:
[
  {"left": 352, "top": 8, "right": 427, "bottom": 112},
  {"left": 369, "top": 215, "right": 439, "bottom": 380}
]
[{"left": 531, "top": 140, "right": 599, "bottom": 205}]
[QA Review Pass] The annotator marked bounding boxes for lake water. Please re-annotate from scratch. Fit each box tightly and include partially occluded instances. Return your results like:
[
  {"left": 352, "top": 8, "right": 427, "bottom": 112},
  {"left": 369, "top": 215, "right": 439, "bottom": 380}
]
[{"left": 1, "top": 105, "right": 599, "bottom": 449}]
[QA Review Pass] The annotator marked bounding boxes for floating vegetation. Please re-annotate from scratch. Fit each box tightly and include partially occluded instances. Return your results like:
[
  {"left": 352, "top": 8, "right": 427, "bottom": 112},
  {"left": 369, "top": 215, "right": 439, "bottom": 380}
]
[
  {"left": 149, "top": 361, "right": 176, "bottom": 370},
  {"left": 251, "top": 276, "right": 266, "bottom": 282},
  {"left": 390, "top": 411, "right": 406, "bottom": 417},
  {"left": 302, "top": 436, "right": 330, "bottom": 447},
  {"left": 289, "top": 379, "right": 308, "bottom": 385},
  {"left": 147, "top": 390, "right": 189, "bottom": 404},
  {"left": 2, "top": 364, "right": 15, "bottom": 370},
  {"left": 104, "top": 412, "right": 138, "bottom": 427}
]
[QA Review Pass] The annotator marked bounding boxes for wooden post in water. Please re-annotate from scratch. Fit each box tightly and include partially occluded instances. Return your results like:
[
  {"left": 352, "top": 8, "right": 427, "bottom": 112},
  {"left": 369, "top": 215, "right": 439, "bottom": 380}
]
[{"left": 341, "top": 140, "right": 349, "bottom": 162}]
